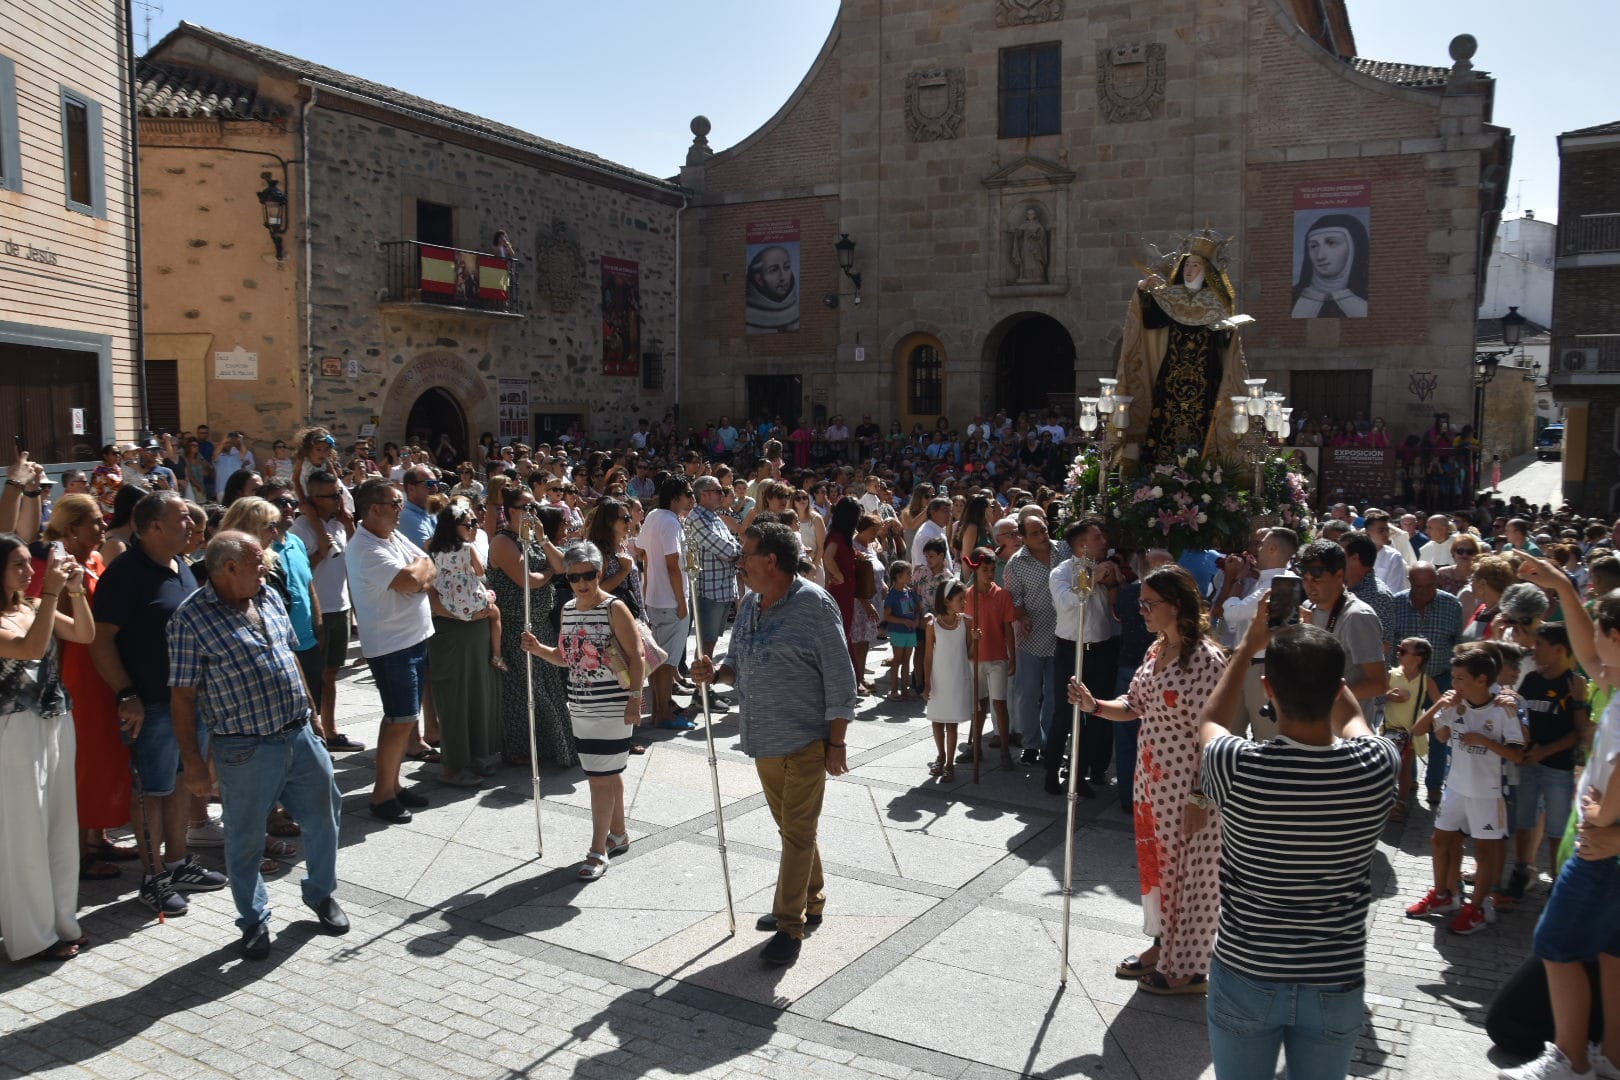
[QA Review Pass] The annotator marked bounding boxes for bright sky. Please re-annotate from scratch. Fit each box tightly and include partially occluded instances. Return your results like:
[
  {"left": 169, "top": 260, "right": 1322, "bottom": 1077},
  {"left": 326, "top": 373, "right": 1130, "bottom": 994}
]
[{"left": 147, "top": 0, "right": 1609, "bottom": 222}]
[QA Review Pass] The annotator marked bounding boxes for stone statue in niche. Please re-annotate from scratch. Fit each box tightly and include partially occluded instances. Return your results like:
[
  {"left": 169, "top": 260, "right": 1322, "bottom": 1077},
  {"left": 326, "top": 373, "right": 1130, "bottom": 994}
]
[
  {"left": 535, "top": 218, "right": 584, "bottom": 314},
  {"left": 905, "top": 68, "right": 966, "bottom": 142},
  {"left": 1097, "top": 42, "right": 1167, "bottom": 123},
  {"left": 1009, "top": 207, "right": 1049, "bottom": 284},
  {"left": 995, "top": 0, "right": 1063, "bottom": 27}
]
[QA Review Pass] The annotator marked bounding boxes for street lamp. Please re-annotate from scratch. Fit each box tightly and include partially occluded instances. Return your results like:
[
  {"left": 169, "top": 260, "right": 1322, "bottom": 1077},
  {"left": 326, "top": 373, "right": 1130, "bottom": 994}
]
[
  {"left": 834, "top": 233, "right": 862, "bottom": 297},
  {"left": 257, "top": 173, "right": 289, "bottom": 260}
]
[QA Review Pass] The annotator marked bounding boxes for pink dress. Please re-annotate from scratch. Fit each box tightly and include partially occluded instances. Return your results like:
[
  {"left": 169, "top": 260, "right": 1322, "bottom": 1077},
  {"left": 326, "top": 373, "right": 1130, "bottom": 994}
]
[{"left": 1123, "top": 637, "right": 1226, "bottom": 980}]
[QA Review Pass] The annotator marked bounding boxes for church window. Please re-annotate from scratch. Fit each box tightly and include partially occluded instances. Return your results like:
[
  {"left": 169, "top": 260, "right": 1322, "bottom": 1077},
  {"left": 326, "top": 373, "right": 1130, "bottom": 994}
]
[{"left": 999, "top": 43, "right": 1061, "bottom": 138}]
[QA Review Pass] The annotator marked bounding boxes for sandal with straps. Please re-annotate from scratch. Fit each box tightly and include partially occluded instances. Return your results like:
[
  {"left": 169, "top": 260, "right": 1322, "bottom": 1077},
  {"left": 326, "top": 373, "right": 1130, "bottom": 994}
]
[
  {"left": 605, "top": 832, "right": 630, "bottom": 857},
  {"left": 578, "top": 851, "right": 609, "bottom": 881}
]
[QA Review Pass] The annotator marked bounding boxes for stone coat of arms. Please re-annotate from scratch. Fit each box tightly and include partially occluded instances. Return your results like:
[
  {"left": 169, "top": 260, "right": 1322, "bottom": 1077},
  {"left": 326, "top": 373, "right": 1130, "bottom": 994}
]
[
  {"left": 995, "top": 0, "right": 1063, "bottom": 27},
  {"left": 535, "top": 218, "right": 585, "bottom": 314},
  {"left": 905, "top": 68, "right": 966, "bottom": 142}
]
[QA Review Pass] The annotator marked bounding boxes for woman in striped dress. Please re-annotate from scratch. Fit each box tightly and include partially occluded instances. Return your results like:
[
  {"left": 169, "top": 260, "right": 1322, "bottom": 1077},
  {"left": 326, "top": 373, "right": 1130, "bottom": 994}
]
[{"left": 522, "top": 542, "right": 644, "bottom": 881}]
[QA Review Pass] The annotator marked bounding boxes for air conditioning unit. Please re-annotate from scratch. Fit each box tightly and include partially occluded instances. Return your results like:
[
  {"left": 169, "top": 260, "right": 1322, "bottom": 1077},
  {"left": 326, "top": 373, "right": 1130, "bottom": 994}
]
[{"left": 1563, "top": 348, "right": 1598, "bottom": 372}]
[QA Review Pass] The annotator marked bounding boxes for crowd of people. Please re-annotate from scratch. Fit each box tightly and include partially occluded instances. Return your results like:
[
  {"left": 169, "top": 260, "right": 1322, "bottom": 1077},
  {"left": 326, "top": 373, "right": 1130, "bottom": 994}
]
[{"left": 1, "top": 409, "right": 1617, "bottom": 1080}]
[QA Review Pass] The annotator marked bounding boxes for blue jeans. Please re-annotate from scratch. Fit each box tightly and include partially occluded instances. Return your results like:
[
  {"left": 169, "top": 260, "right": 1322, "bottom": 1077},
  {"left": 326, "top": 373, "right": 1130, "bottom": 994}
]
[
  {"left": 1011, "top": 648, "right": 1056, "bottom": 747},
  {"left": 212, "top": 723, "right": 341, "bottom": 934},
  {"left": 1207, "top": 956, "right": 1365, "bottom": 1080}
]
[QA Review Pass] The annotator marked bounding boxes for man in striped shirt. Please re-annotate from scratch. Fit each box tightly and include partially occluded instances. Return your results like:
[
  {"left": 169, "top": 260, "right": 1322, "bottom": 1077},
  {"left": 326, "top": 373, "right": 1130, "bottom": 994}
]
[{"left": 1196, "top": 605, "right": 1398, "bottom": 1079}]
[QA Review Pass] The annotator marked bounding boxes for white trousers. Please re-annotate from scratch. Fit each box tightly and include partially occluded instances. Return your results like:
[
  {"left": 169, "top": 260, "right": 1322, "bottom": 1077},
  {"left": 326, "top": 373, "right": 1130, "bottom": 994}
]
[{"left": 0, "top": 705, "right": 81, "bottom": 960}]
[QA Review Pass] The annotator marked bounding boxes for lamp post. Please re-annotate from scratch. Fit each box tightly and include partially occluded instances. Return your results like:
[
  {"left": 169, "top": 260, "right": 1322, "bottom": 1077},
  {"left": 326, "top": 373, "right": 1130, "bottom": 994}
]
[
  {"left": 834, "top": 232, "right": 863, "bottom": 302},
  {"left": 1079, "top": 383, "right": 1130, "bottom": 513},
  {"left": 1233, "top": 387, "right": 1290, "bottom": 511},
  {"left": 256, "top": 173, "right": 289, "bottom": 261}
]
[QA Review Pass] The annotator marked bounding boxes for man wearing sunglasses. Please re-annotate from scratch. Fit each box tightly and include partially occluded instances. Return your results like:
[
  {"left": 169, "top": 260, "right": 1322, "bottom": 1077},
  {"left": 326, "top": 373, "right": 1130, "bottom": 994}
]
[
  {"left": 1296, "top": 540, "right": 1387, "bottom": 704},
  {"left": 399, "top": 466, "right": 439, "bottom": 549}
]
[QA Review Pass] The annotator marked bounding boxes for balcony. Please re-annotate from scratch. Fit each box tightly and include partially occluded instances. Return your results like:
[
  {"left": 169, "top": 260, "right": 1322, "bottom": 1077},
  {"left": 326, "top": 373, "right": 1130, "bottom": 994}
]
[
  {"left": 1556, "top": 213, "right": 1620, "bottom": 269},
  {"left": 1550, "top": 335, "right": 1620, "bottom": 386},
  {"left": 380, "top": 240, "right": 524, "bottom": 317}
]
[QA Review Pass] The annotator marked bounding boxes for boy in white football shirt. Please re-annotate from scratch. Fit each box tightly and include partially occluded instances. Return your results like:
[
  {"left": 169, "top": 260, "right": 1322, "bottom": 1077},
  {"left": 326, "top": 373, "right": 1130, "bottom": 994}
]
[{"left": 1406, "top": 643, "right": 1526, "bottom": 935}]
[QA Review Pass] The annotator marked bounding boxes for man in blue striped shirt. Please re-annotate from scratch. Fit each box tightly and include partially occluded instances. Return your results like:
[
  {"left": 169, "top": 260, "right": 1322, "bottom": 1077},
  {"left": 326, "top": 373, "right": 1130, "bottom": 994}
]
[
  {"left": 169, "top": 532, "right": 348, "bottom": 960},
  {"left": 693, "top": 521, "right": 856, "bottom": 968}
]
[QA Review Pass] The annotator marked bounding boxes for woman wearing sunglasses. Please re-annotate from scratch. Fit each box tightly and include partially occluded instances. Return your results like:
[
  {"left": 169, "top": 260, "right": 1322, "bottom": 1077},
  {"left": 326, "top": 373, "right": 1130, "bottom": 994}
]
[{"left": 521, "top": 542, "right": 643, "bottom": 881}]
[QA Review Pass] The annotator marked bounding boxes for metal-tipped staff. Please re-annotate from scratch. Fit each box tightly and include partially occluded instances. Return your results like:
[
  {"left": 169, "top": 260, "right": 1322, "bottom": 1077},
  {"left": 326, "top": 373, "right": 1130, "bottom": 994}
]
[
  {"left": 521, "top": 508, "right": 545, "bottom": 858},
  {"left": 685, "top": 530, "right": 736, "bottom": 935},
  {"left": 969, "top": 581, "right": 981, "bottom": 784},
  {"left": 1060, "top": 555, "right": 1095, "bottom": 986}
]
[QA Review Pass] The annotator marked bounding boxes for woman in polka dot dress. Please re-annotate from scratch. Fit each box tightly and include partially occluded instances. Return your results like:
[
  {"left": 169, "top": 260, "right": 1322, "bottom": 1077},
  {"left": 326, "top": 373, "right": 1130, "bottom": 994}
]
[{"left": 1069, "top": 564, "right": 1225, "bottom": 995}]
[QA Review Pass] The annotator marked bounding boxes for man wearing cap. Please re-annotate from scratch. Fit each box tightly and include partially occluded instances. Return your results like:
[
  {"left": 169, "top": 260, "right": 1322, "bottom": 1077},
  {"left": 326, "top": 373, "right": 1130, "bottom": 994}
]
[
  {"left": 130, "top": 440, "right": 177, "bottom": 492},
  {"left": 212, "top": 432, "right": 255, "bottom": 499}
]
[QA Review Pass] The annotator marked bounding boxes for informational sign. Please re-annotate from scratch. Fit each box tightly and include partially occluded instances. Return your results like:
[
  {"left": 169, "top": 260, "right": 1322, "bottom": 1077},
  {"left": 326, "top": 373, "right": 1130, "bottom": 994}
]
[
  {"left": 854, "top": 346, "right": 866, "bottom": 363},
  {"left": 1320, "top": 447, "right": 1394, "bottom": 507},
  {"left": 498, "top": 378, "right": 530, "bottom": 442},
  {"left": 744, "top": 219, "right": 801, "bottom": 334},
  {"left": 321, "top": 357, "right": 342, "bottom": 377},
  {"left": 214, "top": 346, "right": 258, "bottom": 380},
  {"left": 346, "top": 358, "right": 360, "bottom": 379},
  {"left": 71, "top": 408, "right": 85, "bottom": 435},
  {"left": 359, "top": 423, "right": 377, "bottom": 438}
]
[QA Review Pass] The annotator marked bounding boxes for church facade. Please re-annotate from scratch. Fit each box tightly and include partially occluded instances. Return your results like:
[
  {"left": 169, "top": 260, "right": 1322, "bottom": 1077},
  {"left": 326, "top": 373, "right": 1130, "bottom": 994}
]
[{"left": 677, "top": 0, "right": 1511, "bottom": 448}]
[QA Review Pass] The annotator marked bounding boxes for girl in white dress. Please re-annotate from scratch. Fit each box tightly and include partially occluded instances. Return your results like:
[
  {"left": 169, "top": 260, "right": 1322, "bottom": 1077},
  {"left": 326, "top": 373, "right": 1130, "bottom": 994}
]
[{"left": 924, "top": 579, "right": 973, "bottom": 782}]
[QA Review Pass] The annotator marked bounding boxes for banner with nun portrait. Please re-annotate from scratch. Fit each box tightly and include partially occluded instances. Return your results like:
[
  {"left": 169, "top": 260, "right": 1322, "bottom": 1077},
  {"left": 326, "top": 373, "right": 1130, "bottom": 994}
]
[
  {"left": 744, "top": 220, "right": 801, "bottom": 334},
  {"left": 1291, "top": 181, "right": 1370, "bottom": 319}
]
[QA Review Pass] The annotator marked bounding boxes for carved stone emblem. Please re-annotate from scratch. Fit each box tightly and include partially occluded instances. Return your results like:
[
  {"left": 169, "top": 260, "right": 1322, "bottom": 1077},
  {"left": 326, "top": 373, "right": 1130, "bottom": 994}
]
[
  {"left": 995, "top": 0, "right": 1063, "bottom": 27},
  {"left": 534, "top": 218, "right": 584, "bottom": 314},
  {"left": 1097, "top": 42, "right": 1167, "bottom": 123},
  {"left": 905, "top": 68, "right": 966, "bottom": 142}
]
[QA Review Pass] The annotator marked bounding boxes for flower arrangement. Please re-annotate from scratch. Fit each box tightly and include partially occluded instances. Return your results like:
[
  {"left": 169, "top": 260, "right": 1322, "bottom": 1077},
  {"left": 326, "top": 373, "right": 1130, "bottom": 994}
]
[{"left": 1061, "top": 451, "right": 1314, "bottom": 556}]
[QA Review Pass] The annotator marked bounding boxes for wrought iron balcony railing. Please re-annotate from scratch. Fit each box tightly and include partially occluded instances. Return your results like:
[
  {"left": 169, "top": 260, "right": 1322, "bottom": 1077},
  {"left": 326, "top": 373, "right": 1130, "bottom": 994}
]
[
  {"left": 1559, "top": 212, "right": 1620, "bottom": 257},
  {"left": 380, "top": 240, "right": 523, "bottom": 313}
]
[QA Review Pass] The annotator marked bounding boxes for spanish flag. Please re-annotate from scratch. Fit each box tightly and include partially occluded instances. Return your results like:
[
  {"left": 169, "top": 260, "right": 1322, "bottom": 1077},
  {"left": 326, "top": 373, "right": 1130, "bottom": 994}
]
[
  {"left": 419, "top": 246, "right": 456, "bottom": 295},
  {"left": 477, "top": 256, "right": 510, "bottom": 303}
]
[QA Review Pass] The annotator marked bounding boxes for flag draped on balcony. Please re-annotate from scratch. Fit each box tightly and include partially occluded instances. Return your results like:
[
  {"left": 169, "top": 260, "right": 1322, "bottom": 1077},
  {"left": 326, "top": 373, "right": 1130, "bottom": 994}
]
[
  {"left": 477, "top": 256, "right": 510, "bottom": 303},
  {"left": 419, "top": 246, "right": 457, "bottom": 296}
]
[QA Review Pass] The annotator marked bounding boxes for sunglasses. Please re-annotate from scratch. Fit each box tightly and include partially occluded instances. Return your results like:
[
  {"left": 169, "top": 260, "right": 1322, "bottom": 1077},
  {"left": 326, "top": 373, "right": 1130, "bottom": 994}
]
[
  {"left": 564, "top": 570, "right": 598, "bottom": 583},
  {"left": 272, "top": 500, "right": 298, "bottom": 511}
]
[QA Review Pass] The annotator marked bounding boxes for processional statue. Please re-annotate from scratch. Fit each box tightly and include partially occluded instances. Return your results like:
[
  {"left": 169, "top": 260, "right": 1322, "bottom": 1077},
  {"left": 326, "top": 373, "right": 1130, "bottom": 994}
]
[{"left": 1113, "top": 228, "right": 1255, "bottom": 466}]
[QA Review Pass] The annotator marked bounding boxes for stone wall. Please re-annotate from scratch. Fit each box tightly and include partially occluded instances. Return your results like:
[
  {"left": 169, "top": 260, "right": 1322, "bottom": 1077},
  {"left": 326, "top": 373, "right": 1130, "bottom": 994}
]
[
  {"left": 139, "top": 118, "right": 303, "bottom": 456},
  {"left": 305, "top": 101, "right": 680, "bottom": 448},
  {"left": 678, "top": 0, "right": 1505, "bottom": 451}
]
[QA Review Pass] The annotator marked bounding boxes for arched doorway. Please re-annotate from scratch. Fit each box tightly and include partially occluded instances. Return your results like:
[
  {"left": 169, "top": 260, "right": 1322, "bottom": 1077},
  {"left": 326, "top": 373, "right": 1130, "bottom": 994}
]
[
  {"left": 405, "top": 387, "right": 468, "bottom": 462},
  {"left": 987, "top": 313, "right": 1075, "bottom": 420}
]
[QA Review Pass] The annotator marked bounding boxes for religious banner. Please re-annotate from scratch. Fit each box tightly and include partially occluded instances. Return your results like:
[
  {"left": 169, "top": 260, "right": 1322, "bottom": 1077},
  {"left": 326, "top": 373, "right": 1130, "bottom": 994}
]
[
  {"left": 601, "top": 256, "right": 641, "bottom": 376},
  {"left": 745, "top": 219, "right": 800, "bottom": 334},
  {"left": 1320, "top": 446, "right": 1395, "bottom": 507},
  {"left": 498, "top": 378, "right": 530, "bottom": 442},
  {"left": 1291, "top": 180, "right": 1370, "bottom": 319}
]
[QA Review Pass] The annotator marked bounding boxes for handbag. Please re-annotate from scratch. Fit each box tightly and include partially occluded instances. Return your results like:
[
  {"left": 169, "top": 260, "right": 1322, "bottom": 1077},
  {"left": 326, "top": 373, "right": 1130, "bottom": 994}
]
[{"left": 604, "top": 600, "right": 667, "bottom": 690}]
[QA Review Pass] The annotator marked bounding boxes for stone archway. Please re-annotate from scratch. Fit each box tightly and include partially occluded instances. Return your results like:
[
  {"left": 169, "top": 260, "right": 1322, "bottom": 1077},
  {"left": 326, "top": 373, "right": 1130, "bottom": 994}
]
[
  {"left": 985, "top": 312, "right": 1075, "bottom": 419},
  {"left": 405, "top": 387, "right": 468, "bottom": 461},
  {"left": 380, "top": 351, "right": 497, "bottom": 456}
]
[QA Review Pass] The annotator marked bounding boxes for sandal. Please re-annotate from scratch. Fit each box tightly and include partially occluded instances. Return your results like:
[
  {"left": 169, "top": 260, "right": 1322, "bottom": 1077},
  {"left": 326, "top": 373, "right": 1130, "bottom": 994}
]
[
  {"left": 27, "top": 940, "right": 80, "bottom": 962},
  {"left": 577, "top": 851, "right": 608, "bottom": 881},
  {"left": 406, "top": 748, "right": 443, "bottom": 764},
  {"left": 605, "top": 831, "right": 630, "bottom": 857},
  {"left": 928, "top": 758, "right": 944, "bottom": 777},
  {"left": 79, "top": 857, "right": 120, "bottom": 881},
  {"left": 942, "top": 765, "right": 956, "bottom": 782},
  {"left": 260, "top": 856, "right": 287, "bottom": 875},
  {"left": 629, "top": 743, "right": 648, "bottom": 755},
  {"left": 1116, "top": 954, "right": 1158, "bottom": 980},
  {"left": 264, "top": 836, "right": 299, "bottom": 859},
  {"left": 1138, "top": 971, "right": 1208, "bottom": 996},
  {"left": 491, "top": 655, "right": 509, "bottom": 673},
  {"left": 267, "top": 811, "right": 302, "bottom": 838}
]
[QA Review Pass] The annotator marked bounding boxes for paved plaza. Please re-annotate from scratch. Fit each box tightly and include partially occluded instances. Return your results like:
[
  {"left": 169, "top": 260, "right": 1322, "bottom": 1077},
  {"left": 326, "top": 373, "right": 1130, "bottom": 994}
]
[{"left": 0, "top": 629, "right": 1544, "bottom": 1080}]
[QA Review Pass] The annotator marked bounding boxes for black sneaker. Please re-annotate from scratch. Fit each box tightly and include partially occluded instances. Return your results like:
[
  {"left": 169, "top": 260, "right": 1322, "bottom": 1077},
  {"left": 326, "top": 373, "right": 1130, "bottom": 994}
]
[
  {"left": 756, "top": 911, "right": 823, "bottom": 931},
  {"left": 1506, "top": 863, "right": 1531, "bottom": 900},
  {"left": 760, "top": 930, "right": 801, "bottom": 967},
  {"left": 396, "top": 787, "right": 429, "bottom": 809},
  {"left": 139, "top": 872, "right": 189, "bottom": 916},
  {"left": 167, "top": 856, "right": 227, "bottom": 892},
  {"left": 370, "top": 798, "right": 412, "bottom": 823},
  {"left": 1019, "top": 748, "right": 1040, "bottom": 766}
]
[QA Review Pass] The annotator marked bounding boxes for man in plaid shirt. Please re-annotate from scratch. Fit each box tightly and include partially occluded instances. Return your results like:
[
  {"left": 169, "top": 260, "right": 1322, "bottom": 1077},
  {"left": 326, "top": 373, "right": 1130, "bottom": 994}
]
[
  {"left": 689, "top": 475, "right": 743, "bottom": 660},
  {"left": 169, "top": 531, "right": 348, "bottom": 960}
]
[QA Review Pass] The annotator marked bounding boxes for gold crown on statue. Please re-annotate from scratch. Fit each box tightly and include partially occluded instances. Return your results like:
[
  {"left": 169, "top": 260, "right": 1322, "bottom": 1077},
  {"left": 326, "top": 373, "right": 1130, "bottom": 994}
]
[{"left": 1181, "top": 226, "right": 1233, "bottom": 270}]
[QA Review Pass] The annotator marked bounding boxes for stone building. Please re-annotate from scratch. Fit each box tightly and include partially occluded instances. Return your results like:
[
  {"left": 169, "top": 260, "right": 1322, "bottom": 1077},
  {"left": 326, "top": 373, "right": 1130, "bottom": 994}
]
[
  {"left": 139, "top": 23, "right": 682, "bottom": 462},
  {"left": 677, "top": 0, "right": 1511, "bottom": 450},
  {"left": 1, "top": 2, "right": 142, "bottom": 466},
  {"left": 1549, "top": 120, "right": 1620, "bottom": 515}
]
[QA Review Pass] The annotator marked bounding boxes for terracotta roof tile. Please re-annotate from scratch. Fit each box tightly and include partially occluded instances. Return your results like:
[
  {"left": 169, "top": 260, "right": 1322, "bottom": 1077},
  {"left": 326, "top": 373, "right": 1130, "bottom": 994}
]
[
  {"left": 1348, "top": 57, "right": 1463, "bottom": 89},
  {"left": 136, "top": 58, "right": 281, "bottom": 121}
]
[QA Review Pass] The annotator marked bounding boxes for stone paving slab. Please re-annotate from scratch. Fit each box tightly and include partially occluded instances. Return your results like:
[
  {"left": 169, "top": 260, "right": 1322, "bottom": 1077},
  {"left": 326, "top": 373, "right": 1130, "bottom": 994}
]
[{"left": 0, "top": 631, "right": 1547, "bottom": 1080}]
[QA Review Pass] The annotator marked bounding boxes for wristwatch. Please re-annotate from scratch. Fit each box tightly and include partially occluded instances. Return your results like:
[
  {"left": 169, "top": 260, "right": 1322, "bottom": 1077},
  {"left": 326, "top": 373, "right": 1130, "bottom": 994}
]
[{"left": 116, "top": 687, "right": 141, "bottom": 705}]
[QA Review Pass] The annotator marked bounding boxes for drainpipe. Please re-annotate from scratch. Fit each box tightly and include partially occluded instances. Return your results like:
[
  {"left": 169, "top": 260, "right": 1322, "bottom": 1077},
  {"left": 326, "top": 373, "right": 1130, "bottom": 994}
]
[
  {"left": 673, "top": 192, "right": 688, "bottom": 420},
  {"left": 301, "top": 83, "right": 317, "bottom": 424},
  {"left": 124, "top": 0, "right": 149, "bottom": 438}
]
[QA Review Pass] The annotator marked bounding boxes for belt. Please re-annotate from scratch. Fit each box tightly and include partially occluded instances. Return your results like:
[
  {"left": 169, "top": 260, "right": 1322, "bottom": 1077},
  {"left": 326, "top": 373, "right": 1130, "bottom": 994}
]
[
  {"left": 1083, "top": 637, "right": 1121, "bottom": 651},
  {"left": 279, "top": 715, "right": 309, "bottom": 734}
]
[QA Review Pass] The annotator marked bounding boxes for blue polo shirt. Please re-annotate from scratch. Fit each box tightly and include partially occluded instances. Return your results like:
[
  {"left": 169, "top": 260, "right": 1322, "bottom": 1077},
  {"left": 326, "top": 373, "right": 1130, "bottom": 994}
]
[
  {"left": 92, "top": 539, "right": 199, "bottom": 705},
  {"left": 399, "top": 499, "right": 435, "bottom": 550},
  {"left": 274, "top": 532, "right": 317, "bottom": 651}
]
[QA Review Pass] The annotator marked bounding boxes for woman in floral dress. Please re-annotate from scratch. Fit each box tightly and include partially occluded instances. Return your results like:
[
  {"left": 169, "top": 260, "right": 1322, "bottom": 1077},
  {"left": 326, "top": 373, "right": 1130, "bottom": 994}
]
[{"left": 1069, "top": 564, "right": 1225, "bottom": 995}]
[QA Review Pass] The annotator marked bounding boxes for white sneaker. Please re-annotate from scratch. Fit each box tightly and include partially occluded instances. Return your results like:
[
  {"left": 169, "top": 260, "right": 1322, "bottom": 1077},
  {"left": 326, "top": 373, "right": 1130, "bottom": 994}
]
[
  {"left": 1483, "top": 895, "right": 1498, "bottom": 925},
  {"left": 1590, "top": 1045, "right": 1620, "bottom": 1080},
  {"left": 1499, "top": 1043, "right": 1592, "bottom": 1080},
  {"left": 185, "top": 819, "right": 225, "bottom": 848}
]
